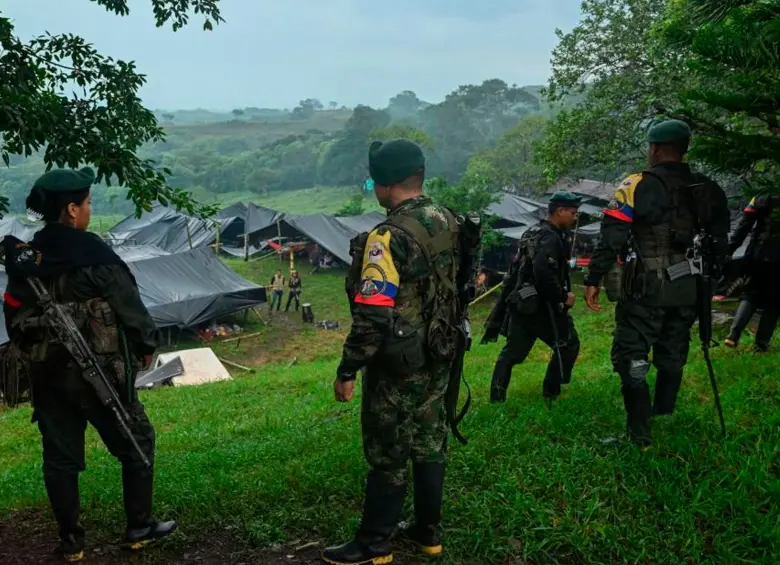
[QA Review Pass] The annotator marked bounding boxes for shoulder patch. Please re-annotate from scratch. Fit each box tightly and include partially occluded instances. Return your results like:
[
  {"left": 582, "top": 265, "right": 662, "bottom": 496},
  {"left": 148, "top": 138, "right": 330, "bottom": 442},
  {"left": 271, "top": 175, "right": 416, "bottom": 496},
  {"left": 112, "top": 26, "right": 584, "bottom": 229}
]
[
  {"left": 744, "top": 196, "right": 758, "bottom": 213},
  {"left": 354, "top": 228, "right": 399, "bottom": 307},
  {"left": 604, "top": 173, "right": 641, "bottom": 223}
]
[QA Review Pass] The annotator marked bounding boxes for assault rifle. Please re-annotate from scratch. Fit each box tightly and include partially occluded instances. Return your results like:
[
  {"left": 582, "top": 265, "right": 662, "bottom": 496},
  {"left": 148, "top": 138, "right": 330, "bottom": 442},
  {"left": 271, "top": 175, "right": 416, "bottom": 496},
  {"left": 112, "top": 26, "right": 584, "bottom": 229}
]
[
  {"left": 24, "top": 275, "right": 152, "bottom": 466},
  {"left": 446, "top": 212, "right": 482, "bottom": 445},
  {"left": 667, "top": 231, "right": 726, "bottom": 435}
]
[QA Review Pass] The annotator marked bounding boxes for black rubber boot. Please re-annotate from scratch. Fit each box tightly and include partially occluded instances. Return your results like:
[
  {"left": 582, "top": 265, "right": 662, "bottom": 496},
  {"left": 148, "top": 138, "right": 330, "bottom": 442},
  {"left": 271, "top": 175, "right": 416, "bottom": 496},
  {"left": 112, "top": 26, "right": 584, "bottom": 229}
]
[
  {"left": 122, "top": 469, "right": 177, "bottom": 550},
  {"left": 489, "top": 357, "right": 513, "bottom": 403},
  {"left": 398, "top": 462, "right": 445, "bottom": 556},
  {"left": 58, "top": 525, "right": 86, "bottom": 563},
  {"left": 44, "top": 472, "right": 85, "bottom": 562},
  {"left": 622, "top": 383, "right": 653, "bottom": 447},
  {"left": 321, "top": 471, "right": 406, "bottom": 565},
  {"left": 754, "top": 307, "right": 780, "bottom": 352},
  {"left": 652, "top": 370, "right": 683, "bottom": 416}
]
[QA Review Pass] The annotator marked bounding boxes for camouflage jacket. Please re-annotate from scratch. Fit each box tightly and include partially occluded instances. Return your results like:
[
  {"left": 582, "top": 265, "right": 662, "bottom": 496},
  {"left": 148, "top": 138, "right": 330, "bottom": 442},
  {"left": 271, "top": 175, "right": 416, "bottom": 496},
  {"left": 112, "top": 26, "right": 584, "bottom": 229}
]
[{"left": 337, "top": 195, "right": 457, "bottom": 381}]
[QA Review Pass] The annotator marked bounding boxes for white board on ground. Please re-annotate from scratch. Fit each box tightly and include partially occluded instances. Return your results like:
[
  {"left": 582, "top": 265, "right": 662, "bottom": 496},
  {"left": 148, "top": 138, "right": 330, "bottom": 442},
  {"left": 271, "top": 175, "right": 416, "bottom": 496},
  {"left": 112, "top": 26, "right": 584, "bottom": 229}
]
[{"left": 154, "top": 347, "right": 233, "bottom": 387}]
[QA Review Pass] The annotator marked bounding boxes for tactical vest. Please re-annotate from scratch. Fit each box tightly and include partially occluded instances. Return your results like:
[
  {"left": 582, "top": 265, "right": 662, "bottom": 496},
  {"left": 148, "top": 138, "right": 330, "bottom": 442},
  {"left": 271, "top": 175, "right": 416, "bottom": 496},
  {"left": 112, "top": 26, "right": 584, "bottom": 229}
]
[
  {"left": 346, "top": 207, "right": 462, "bottom": 362},
  {"left": 631, "top": 168, "right": 697, "bottom": 271},
  {"left": 9, "top": 274, "right": 136, "bottom": 390}
]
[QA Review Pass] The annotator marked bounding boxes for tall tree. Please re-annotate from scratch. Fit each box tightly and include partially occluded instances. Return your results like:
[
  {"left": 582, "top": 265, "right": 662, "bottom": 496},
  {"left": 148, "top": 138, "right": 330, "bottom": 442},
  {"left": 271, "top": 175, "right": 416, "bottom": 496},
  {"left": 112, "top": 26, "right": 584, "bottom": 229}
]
[{"left": 0, "top": 0, "right": 224, "bottom": 218}]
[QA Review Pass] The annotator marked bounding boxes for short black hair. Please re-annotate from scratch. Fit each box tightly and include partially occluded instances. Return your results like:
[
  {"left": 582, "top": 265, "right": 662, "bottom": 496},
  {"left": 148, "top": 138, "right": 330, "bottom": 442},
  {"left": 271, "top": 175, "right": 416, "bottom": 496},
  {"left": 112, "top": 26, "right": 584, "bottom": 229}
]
[
  {"left": 653, "top": 138, "right": 690, "bottom": 157},
  {"left": 548, "top": 203, "right": 562, "bottom": 216}
]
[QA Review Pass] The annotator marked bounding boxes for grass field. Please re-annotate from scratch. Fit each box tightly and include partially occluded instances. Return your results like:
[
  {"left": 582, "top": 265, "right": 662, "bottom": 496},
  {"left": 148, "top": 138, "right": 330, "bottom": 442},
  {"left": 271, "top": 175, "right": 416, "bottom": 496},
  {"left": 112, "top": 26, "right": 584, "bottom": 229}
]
[
  {"left": 0, "top": 259, "right": 778, "bottom": 565},
  {"left": 193, "top": 186, "right": 383, "bottom": 216}
]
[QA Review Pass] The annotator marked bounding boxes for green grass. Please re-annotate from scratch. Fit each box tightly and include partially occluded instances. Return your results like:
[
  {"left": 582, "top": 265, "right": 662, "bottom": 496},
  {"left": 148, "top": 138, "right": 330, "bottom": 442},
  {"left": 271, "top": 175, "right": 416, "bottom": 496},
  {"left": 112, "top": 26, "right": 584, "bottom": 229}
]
[
  {"left": 1, "top": 263, "right": 778, "bottom": 565},
  {"left": 194, "top": 186, "right": 382, "bottom": 216}
]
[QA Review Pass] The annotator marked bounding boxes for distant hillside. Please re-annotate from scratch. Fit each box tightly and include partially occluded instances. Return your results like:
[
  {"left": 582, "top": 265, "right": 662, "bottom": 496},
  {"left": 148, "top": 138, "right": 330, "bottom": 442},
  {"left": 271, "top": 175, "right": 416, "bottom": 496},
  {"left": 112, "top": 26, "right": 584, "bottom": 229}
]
[{"left": 2, "top": 79, "right": 572, "bottom": 219}]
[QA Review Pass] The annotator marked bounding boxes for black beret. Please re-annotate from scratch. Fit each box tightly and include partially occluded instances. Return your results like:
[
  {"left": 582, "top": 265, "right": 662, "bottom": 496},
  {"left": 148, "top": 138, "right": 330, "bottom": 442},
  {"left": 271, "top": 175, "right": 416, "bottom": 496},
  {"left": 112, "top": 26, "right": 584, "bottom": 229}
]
[
  {"left": 549, "top": 191, "right": 582, "bottom": 207},
  {"left": 647, "top": 120, "right": 691, "bottom": 144},
  {"left": 368, "top": 139, "right": 425, "bottom": 186},
  {"left": 32, "top": 167, "right": 95, "bottom": 193}
]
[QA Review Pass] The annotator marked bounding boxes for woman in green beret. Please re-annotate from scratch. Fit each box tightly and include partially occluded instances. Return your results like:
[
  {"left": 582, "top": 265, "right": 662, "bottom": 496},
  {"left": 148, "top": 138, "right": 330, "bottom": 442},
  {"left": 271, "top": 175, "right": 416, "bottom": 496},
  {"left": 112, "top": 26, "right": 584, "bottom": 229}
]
[{"left": 3, "top": 167, "right": 176, "bottom": 562}]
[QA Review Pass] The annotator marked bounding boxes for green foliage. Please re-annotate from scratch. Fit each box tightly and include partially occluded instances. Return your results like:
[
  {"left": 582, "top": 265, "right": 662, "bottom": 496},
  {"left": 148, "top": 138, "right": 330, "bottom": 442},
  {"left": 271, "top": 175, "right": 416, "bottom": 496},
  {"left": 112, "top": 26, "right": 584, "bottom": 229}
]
[
  {"left": 1, "top": 263, "right": 777, "bottom": 564},
  {"left": 426, "top": 174, "right": 503, "bottom": 248},
  {"left": 656, "top": 0, "right": 780, "bottom": 190},
  {"left": 369, "top": 125, "right": 434, "bottom": 149},
  {"left": 466, "top": 114, "right": 549, "bottom": 193},
  {"left": 335, "top": 193, "right": 366, "bottom": 217},
  {"left": 0, "top": 0, "right": 224, "bottom": 219},
  {"left": 539, "top": 0, "right": 780, "bottom": 194}
]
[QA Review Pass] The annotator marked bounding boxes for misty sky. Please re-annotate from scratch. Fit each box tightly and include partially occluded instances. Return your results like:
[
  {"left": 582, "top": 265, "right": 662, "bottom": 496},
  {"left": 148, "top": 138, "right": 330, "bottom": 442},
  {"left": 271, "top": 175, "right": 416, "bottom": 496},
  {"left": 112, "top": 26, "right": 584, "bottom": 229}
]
[{"left": 3, "top": 0, "right": 583, "bottom": 111}]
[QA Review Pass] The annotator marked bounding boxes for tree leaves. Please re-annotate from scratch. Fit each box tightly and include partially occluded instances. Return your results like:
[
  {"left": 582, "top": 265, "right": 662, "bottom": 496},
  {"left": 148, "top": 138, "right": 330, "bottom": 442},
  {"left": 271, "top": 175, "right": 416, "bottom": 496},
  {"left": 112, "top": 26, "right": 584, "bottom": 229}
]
[{"left": 0, "top": 1, "right": 223, "bottom": 219}]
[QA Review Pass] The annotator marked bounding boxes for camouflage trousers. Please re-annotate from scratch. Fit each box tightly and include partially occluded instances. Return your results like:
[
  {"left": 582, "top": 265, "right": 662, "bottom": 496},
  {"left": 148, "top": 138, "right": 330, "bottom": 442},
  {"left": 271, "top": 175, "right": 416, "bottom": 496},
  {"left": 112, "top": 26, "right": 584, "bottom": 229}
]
[{"left": 361, "top": 362, "right": 450, "bottom": 487}]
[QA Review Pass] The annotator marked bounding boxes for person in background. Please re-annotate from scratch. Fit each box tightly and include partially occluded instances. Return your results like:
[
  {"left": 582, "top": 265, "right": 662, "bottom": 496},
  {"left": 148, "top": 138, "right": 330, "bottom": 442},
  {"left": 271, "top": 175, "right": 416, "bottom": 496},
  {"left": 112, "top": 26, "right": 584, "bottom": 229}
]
[
  {"left": 269, "top": 269, "right": 285, "bottom": 311},
  {"left": 724, "top": 191, "right": 780, "bottom": 352},
  {"left": 310, "top": 244, "right": 322, "bottom": 275},
  {"left": 285, "top": 269, "right": 302, "bottom": 312}
]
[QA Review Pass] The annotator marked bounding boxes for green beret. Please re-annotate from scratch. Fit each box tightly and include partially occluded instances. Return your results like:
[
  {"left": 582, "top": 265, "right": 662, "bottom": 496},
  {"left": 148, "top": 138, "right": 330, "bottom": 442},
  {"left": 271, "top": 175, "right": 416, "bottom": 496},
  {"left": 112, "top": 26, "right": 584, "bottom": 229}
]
[
  {"left": 368, "top": 139, "right": 425, "bottom": 186},
  {"left": 33, "top": 167, "right": 95, "bottom": 193},
  {"left": 647, "top": 119, "right": 691, "bottom": 144},
  {"left": 549, "top": 191, "right": 582, "bottom": 208}
]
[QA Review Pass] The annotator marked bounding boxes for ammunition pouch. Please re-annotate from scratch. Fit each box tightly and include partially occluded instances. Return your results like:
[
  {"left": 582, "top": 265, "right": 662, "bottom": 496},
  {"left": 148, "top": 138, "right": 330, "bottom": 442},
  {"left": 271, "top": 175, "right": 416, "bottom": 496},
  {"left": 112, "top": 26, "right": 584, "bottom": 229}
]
[
  {"left": 378, "top": 314, "right": 427, "bottom": 376},
  {"left": 0, "top": 342, "right": 32, "bottom": 408},
  {"left": 507, "top": 283, "right": 540, "bottom": 316},
  {"left": 427, "top": 310, "right": 457, "bottom": 363}
]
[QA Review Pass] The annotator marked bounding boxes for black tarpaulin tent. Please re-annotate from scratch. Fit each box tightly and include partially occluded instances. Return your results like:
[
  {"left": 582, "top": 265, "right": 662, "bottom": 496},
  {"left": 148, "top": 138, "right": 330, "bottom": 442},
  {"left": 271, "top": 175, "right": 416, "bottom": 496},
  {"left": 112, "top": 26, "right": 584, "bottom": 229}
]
[
  {"left": 217, "top": 202, "right": 284, "bottom": 236},
  {"left": 334, "top": 212, "right": 386, "bottom": 234},
  {"left": 0, "top": 266, "right": 7, "bottom": 345},
  {"left": 247, "top": 212, "right": 386, "bottom": 265},
  {"left": 487, "top": 193, "right": 546, "bottom": 228},
  {"left": 107, "top": 204, "right": 242, "bottom": 253},
  {"left": 1, "top": 247, "right": 266, "bottom": 345},
  {"left": 124, "top": 247, "right": 266, "bottom": 329}
]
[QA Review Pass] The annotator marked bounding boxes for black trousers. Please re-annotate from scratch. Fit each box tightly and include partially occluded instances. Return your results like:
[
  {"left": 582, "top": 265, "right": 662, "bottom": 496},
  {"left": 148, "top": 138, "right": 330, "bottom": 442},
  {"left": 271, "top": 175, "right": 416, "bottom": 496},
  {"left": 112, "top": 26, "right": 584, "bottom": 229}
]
[
  {"left": 611, "top": 301, "right": 697, "bottom": 444},
  {"left": 490, "top": 308, "right": 580, "bottom": 401},
  {"left": 32, "top": 376, "right": 156, "bottom": 538},
  {"left": 729, "top": 262, "right": 780, "bottom": 348},
  {"left": 285, "top": 290, "right": 301, "bottom": 311}
]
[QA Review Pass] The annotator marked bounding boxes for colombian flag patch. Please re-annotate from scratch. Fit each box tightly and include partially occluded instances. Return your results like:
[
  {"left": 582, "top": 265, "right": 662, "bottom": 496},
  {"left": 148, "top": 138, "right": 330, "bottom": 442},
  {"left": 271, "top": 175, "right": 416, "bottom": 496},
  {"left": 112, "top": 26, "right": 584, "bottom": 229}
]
[
  {"left": 604, "top": 173, "right": 641, "bottom": 223},
  {"left": 354, "top": 229, "right": 400, "bottom": 307}
]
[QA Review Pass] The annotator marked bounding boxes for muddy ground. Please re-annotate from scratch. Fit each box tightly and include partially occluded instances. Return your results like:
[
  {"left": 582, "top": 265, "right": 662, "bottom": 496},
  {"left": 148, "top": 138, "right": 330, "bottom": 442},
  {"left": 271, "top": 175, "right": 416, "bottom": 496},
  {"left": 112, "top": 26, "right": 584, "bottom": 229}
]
[{"left": 0, "top": 510, "right": 475, "bottom": 565}]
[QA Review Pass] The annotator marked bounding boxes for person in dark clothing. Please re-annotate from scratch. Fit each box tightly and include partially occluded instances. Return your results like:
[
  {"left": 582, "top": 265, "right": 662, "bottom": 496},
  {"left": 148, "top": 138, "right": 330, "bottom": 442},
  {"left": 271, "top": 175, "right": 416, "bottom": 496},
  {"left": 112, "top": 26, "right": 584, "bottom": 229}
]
[
  {"left": 482, "top": 191, "right": 582, "bottom": 402},
  {"left": 2, "top": 167, "right": 176, "bottom": 562},
  {"left": 584, "top": 120, "right": 730, "bottom": 448},
  {"left": 724, "top": 192, "right": 780, "bottom": 352},
  {"left": 285, "top": 270, "right": 302, "bottom": 312}
]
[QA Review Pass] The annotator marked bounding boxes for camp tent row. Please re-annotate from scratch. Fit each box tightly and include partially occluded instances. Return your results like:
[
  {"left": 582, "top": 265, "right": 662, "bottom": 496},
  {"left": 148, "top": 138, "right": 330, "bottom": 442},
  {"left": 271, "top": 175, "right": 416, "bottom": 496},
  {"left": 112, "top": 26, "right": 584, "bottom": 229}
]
[{"left": 0, "top": 240, "right": 267, "bottom": 347}]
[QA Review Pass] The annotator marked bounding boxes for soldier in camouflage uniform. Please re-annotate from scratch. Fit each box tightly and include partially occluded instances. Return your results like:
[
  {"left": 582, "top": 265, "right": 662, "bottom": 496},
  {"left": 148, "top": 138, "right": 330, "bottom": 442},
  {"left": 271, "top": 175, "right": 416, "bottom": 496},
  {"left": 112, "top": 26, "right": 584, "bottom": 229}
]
[
  {"left": 323, "top": 139, "right": 462, "bottom": 565},
  {"left": 2, "top": 168, "right": 176, "bottom": 562}
]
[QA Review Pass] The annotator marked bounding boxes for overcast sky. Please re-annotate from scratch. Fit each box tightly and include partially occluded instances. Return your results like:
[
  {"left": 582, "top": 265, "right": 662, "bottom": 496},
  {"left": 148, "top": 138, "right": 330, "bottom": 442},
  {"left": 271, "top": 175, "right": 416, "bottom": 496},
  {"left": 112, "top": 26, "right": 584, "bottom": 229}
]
[{"left": 3, "top": 0, "right": 583, "bottom": 112}]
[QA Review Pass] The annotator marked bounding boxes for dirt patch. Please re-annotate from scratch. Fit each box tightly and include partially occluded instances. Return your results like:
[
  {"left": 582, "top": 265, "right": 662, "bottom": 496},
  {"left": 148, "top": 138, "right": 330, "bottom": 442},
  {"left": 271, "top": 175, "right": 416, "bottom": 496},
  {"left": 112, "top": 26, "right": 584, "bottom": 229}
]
[{"left": 0, "top": 511, "right": 434, "bottom": 565}]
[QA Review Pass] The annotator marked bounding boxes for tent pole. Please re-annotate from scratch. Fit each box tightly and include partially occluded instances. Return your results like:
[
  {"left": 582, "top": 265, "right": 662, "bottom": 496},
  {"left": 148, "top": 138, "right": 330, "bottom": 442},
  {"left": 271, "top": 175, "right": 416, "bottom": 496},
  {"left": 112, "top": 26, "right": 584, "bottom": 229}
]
[
  {"left": 277, "top": 219, "right": 282, "bottom": 263},
  {"left": 185, "top": 221, "right": 193, "bottom": 250},
  {"left": 243, "top": 222, "right": 249, "bottom": 262},
  {"left": 215, "top": 221, "right": 221, "bottom": 255}
]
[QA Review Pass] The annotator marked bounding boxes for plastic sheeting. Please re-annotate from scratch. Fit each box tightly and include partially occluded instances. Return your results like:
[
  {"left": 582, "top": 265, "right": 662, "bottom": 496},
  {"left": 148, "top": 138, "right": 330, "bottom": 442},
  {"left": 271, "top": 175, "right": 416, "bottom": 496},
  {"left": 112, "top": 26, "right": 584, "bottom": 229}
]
[
  {"left": 125, "top": 247, "right": 266, "bottom": 329},
  {"left": 0, "top": 217, "right": 41, "bottom": 242},
  {"left": 106, "top": 204, "right": 241, "bottom": 253},
  {"left": 248, "top": 212, "right": 386, "bottom": 265},
  {"left": 1, "top": 247, "right": 266, "bottom": 345},
  {"left": 487, "top": 193, "right": 546, "bottom": 228},
  {"left": 333, "top": 212, "right": 386, "bottom": 234}
]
